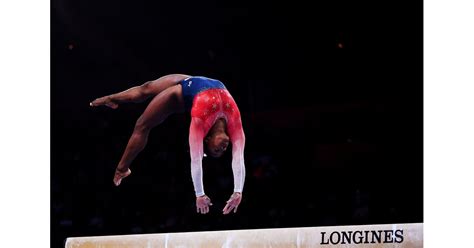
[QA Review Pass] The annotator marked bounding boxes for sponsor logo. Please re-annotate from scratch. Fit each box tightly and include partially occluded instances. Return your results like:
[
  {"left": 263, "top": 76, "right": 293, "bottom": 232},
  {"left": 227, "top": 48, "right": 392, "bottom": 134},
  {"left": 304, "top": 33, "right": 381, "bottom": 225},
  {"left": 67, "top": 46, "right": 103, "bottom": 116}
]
[{"left": 320, "top": 229, "right": 404, "bottom": 245}]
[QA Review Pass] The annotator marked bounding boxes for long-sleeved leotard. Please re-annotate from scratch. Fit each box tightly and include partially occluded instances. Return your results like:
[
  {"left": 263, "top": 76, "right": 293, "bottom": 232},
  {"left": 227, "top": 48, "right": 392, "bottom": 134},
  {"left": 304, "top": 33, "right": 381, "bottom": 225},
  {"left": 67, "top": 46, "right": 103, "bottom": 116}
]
[{"left": 180, "top": 76, "right": 246, "bottom": 197}]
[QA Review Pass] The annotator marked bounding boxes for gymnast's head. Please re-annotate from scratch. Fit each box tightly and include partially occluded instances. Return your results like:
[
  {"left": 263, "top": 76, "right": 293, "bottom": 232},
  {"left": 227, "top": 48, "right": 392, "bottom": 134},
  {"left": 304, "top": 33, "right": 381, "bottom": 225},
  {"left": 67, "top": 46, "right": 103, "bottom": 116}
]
[{"left": 204, "top": 129, "right": 230, "bottom": 158}]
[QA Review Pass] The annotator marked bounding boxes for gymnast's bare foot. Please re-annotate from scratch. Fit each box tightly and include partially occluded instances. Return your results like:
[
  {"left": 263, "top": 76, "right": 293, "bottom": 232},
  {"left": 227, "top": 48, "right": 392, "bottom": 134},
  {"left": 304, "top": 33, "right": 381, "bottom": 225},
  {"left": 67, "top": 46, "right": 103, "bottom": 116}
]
[
  {"left": 113, "top": 168, "right": 131, "bottom": 186},
  {"left": 90, "top": 96, "right": 119, "bottom": 109}
]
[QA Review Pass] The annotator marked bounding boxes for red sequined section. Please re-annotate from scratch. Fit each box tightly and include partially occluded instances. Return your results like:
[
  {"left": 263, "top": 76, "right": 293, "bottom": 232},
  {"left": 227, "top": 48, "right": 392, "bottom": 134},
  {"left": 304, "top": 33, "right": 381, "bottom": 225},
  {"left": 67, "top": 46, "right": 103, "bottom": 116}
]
[{"left": 191, "top": 89, "right": 241, "bottom": 123}]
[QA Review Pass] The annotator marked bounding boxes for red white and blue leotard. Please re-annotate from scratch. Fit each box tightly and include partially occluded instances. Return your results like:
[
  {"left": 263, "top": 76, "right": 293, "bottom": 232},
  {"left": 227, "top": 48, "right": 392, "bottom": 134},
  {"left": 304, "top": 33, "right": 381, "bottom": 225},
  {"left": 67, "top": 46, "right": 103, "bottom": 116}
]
[{"left": 180, "top": 76, "right": 245, "bottom": 197}]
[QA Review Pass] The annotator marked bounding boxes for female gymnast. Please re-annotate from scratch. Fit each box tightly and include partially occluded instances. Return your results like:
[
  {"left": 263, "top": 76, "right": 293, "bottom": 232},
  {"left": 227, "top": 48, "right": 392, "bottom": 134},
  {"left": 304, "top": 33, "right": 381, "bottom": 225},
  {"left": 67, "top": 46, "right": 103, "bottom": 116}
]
[{"left": 90, "top": 74, "right": 245, "bottom": 215}]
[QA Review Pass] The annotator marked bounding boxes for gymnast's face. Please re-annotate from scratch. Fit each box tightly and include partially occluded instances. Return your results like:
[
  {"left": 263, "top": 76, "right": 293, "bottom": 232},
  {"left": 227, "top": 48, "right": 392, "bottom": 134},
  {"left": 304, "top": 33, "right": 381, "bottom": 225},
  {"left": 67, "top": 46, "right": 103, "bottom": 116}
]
[{"left": 205, "top": 132, "right": 230, "bottom": 158}]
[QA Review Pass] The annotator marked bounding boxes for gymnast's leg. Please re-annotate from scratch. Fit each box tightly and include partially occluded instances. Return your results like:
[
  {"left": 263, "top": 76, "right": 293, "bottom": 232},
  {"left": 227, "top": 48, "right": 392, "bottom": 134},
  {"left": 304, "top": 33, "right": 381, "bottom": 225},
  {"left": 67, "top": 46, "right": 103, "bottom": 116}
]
[
  {"left": 90, "top": 74, "right": 189, "bottom": 109},
  {"left": 113, "top": 85, "right": 185, "bottom": 186}
]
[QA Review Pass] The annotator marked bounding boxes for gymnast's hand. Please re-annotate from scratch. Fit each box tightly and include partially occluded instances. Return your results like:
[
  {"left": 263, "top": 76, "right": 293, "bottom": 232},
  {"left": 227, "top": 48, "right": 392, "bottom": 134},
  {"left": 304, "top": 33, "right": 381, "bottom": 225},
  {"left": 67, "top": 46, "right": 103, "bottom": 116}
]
[
  {"left": 223, "top": 192, "right": 242, "bottom": 215},
  {"left": 113, "top": 168, "right": 131, "bottom": 186},
  {"left": 196, "top": 195, "right": 213, "bottom": 214},
  {"left": 90, "top": 96, "right": 119, "bottom": 109}
]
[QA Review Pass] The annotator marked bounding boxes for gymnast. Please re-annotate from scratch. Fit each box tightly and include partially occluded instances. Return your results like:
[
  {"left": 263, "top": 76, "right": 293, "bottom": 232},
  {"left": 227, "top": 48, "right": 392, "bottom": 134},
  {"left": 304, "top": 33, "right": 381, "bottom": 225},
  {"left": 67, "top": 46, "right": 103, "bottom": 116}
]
[{"left": 90, "top": 74, "right": 245, "bottom": 215}]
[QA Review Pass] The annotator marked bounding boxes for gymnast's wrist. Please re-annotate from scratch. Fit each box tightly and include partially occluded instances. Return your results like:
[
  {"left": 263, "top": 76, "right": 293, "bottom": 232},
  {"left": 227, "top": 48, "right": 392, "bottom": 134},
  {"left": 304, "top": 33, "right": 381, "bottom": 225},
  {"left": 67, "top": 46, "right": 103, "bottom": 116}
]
[{"left": 196, "top": 192, "right": 206, "bottom": 198}]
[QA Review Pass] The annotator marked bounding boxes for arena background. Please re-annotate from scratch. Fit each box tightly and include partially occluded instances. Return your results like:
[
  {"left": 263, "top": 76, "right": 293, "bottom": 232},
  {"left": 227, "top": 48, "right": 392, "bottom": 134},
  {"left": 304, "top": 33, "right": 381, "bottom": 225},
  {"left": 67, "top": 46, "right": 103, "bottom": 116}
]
[{"left": 51, "top": 1, "right": 422, "bottom": 247}]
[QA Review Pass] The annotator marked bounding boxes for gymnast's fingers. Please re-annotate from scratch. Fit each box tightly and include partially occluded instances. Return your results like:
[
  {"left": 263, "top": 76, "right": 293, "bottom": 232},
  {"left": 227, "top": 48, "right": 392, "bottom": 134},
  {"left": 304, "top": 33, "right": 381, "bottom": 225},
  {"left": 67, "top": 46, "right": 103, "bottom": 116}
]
[
  {"left": 223, "top": 203, "right": 235, "bottom": 215},
  {"left": 222, "top": 203, "right": 230, "bottom": 213}
]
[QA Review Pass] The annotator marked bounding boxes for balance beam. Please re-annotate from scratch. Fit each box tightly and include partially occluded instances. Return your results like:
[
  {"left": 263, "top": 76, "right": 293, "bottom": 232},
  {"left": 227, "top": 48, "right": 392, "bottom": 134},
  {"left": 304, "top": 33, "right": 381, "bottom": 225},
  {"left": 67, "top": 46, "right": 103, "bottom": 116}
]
[{"left": 66, "top": 223, "right": 422, "bottom": 248}]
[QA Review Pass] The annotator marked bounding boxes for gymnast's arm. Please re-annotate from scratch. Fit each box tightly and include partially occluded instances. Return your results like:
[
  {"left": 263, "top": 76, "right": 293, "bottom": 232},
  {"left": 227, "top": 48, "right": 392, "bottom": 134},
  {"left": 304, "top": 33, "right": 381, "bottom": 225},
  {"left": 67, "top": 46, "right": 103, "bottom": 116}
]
[
  {"left": 189, "top": 117, "right": 213, "bottom": 214},
  {"left": 222, "top": 116, "right": 246, "bottom": 214}
]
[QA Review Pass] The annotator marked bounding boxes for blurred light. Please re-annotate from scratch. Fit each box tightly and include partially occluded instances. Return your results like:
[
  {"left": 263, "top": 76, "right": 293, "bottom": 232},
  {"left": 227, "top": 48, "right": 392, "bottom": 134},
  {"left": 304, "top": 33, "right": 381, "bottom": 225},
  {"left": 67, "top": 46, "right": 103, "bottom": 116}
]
[
  {"left": 68, "top": 44, "right": 74, "bottom": 50},
  {"left": 337, "top": 43, "right": 344, "bottom": 49}
]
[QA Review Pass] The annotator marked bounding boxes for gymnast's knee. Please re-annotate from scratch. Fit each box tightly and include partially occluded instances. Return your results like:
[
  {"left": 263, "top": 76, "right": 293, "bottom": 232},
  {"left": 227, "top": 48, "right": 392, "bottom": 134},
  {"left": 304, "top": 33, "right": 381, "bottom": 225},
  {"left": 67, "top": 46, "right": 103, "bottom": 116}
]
[{"left": 134, "top": 116, "right": 152, "bottom": 134}]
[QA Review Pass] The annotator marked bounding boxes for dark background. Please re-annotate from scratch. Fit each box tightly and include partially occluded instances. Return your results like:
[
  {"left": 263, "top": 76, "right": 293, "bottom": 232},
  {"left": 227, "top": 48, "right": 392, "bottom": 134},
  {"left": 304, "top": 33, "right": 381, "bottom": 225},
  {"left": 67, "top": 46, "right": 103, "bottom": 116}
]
[{"left": 51, "top": 0, "right": 422, "bottom": 247}]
